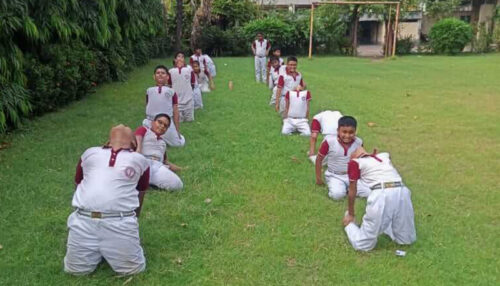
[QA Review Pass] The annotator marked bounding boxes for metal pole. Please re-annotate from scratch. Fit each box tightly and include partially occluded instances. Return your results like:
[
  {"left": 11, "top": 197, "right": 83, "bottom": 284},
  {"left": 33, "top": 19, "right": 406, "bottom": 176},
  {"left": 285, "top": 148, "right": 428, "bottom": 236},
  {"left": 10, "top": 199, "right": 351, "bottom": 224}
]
[
  {"left": 308, "top": 4, "right": 315, "bottom": 59},
  {"left": 391, "top": 2, "right": 400, "bottom": 57},
  {"left": 385, "top": 5, "right": 392, "bottom": 57}
]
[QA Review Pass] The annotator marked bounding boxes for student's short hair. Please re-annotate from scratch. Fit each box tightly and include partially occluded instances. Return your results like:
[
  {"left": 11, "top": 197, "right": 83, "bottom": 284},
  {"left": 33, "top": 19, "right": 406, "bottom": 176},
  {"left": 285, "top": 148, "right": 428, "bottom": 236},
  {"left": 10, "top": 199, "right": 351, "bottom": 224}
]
[
  {"left": 174, "top": 51, "right": 185, "bottom": 58},
  {"left": 256, "top": 32, "right": 263, "bottom": 36},
  {"left": 269, "top": 56, "right": 279, "bottom": 63},
  {"left": 154, "top": 113, "right": 171, "bottom": 124},
  {"left": 191, "top": 60, "right": 200, "bottom": 66},
  {"left": 287, "top": 56, "right": 298, "bottom": 63},
  {"left": 272, "top": 47, "right": 281, "bottom": 53},
  {"left": 338, "top": 116, "right": 357, "bottom": 129},
  {"left": 154, "top": 65, "right": 168, "bottom": 74},
  {"left": 194, "top": 47, "right": 202, "bottom": 51}
]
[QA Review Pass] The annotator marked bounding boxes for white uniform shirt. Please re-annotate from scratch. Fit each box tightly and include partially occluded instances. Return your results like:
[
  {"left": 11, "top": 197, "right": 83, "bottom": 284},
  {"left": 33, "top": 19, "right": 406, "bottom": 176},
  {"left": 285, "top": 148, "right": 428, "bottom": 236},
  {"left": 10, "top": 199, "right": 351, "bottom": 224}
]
[
  {"left": 145, "top": 85, "right": 177, "bottom": 120},
  {"left": 318, "top": 136, "right": 363, "bottom": 174},
  {"left": 190, "top": 54, "right": 208, "bottom": 70},
  {"left": 168, "top": 67, "right": 195, "bottom": 105},
  {"left": 270, "top": 66, "right": 281, "bottom": 86},
  {"left": 285, "top": 90, "right": 311, "bottom": 118},
  {"left": 253, "top": 39, "right": 270, "bottom": 57},
  {"left": 348, "top": 152, "right": 402, "bottom": 188},
  {"left": 135, "top": 126, "right": 166, "bottom": 162},
  {"left": 72, "top": 147, "right": 149, "bottom": 212},
  {"left": 311, "top": 111, "right": 343, "bottom": 135},
  {"left": 277, "top": 69, "right": 304, "bottom": 97}
]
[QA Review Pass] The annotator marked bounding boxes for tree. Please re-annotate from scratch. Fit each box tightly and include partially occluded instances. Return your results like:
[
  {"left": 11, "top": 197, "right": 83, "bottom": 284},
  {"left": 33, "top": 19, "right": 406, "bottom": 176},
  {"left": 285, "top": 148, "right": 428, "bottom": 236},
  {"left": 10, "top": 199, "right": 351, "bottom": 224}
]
[
  {"left": 175, "top": 0, "right": 183, "bottom": 51},
  {"left": 191, "top": 0, "right": 212, "bottom": 50}
]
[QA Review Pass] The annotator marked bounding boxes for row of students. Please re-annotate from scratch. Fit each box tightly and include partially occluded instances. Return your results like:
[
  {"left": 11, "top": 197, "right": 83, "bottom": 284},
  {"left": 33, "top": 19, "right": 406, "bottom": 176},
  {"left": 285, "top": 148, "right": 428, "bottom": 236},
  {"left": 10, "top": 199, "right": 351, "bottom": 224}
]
[
  {"left": 256, "top": 46, "right": 417, "bottom": 252},
  {"left": 63, "top": 49, "right": 217, "bottom": 276}
]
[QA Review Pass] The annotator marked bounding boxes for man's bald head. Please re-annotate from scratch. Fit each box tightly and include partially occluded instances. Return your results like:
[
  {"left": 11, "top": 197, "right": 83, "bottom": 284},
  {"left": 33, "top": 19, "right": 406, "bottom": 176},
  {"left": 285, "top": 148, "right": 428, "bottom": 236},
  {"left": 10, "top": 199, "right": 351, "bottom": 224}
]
[
  {"left": 109, "top": 124, "right": 134, "bottom": 150},
  {"left": 351, "top": 146, "right": 368, "bottom": 159}
]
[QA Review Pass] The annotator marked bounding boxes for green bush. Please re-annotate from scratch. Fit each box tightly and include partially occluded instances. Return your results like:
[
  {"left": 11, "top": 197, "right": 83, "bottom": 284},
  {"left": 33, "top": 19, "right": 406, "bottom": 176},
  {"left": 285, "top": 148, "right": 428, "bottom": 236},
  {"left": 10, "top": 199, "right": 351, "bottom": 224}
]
[
  {"left": 396, "top": 35, "right": 414, "bottom": 55},
  {"left": 429, "top": 18, "right": 473, "bottom": 54},
  {"left": 243, "top": 18, "right": 295, "bottom": 51},
  {"left": 0, "top": 83, "right": 31, "bottom": 133}
]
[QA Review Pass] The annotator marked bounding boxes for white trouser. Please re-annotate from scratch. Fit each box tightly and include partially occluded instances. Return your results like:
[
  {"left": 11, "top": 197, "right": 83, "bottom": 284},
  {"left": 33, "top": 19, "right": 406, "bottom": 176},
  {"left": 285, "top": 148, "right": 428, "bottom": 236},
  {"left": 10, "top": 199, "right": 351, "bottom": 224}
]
[
  {"left": 345, "top": 185, "right": 417, "bottom": 251},
  {"left": 149, "top": 160, "right": 183, "bottom": 191},
  {"left": 269, "top": 86, "right": 278, "bottom": 106},
  {"left": 254, "top": 56, "right": 267, "bottom": 82},
  {"left": 179, "top": 101, "right": 194, "bottom": 122},
  {"left": 200, "top": 81, "right": 211, "bottom": 93},
  {"left": 325, "top": 171, "right": 371, "bottom": 200},
  {"left": 64, "top": 211, "right": 145, "bottom": 275},
  {"left": 309, "top": 153, "right": 329, "bottom": 166},
  {"left": 143, "top": 119, "right": 185, "bottom": 147},
  {"left": 193, "top": 87, "right": 203, "bottom": 109},
  {"left": 282, "top": 118, "right": 311, "bottom": 136}
]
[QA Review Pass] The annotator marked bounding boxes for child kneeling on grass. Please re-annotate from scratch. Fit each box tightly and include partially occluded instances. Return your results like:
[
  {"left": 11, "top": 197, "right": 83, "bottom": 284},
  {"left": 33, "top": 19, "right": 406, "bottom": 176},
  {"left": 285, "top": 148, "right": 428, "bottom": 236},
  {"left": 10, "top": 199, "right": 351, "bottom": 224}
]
[
  {"left": 135, "top": 113, "right": 183, "bottom": 191},
  {"left": 281, "top": 90, "right": 311, "bottom": 136}
]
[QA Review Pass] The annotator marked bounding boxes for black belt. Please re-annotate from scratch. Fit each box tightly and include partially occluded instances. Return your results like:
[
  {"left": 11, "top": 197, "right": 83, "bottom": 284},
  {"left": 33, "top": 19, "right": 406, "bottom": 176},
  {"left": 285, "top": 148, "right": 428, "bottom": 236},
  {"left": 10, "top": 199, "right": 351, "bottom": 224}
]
[
  {"left": 77, "top": 209, "right": 135, "bottom": 219},
  {"left": 371, "top": 181, "right": 403, "bottom": 190}
]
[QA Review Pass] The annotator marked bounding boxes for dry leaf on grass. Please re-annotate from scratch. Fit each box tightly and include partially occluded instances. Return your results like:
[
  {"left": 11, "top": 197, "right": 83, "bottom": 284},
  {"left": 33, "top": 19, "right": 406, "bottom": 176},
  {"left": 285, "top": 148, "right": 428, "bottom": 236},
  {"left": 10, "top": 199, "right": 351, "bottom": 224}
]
[
  {"left": 204, "top": 198, "right": 212, "bottom": 204},
  {"left": 367, "top": 122, "right": 376, "bottom": 127},
  {"left": 286, "top": 258, "right": 296, "bottom": 267},
  {"left": 122, "top": 276, "right": 133, "bottom": 285}
]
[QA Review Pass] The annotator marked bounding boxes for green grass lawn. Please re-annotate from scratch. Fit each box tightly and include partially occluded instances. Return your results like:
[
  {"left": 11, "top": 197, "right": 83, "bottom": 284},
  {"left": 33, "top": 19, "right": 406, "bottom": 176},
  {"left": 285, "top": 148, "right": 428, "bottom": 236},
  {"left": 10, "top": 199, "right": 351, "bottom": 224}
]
[{"left": 0, "top": 54, "right": 499, "bottom": 285}]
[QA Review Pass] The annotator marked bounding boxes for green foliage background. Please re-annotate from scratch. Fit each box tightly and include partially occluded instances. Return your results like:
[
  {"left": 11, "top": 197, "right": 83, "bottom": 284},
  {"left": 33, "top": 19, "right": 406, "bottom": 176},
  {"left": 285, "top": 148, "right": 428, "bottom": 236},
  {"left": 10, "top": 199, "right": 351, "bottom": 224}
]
[
  {"left": 0, "top": 0, "right": 168, "bottom": 133},
  {"left": 429, "top": 18, "right": 473, "bottom": 54}
]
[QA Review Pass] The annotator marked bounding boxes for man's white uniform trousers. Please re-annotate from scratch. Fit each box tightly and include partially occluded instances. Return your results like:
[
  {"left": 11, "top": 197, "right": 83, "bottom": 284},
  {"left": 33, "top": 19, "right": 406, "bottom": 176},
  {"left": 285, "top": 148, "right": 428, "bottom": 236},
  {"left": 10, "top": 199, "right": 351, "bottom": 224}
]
[
  {"left": 325, "top": 171, "right": 371, "bottom": 200},
  {"left": 149, "top": 160, "right": 183, "bottom": 191},
  {"left": 345, "top": 185, "right": 416, "bottom": 251},
  {"left": 345, "top": 152, "right": 416, "bottom": 251},
  {"left": 64, "top": 212, "right": 145, "bottom": 275},
  {"left": 282, "top": 118, "right": 311, "bottom": 136},
  {"left": 142, "top": 119, "right": 185, "bottom": 147},
  {"left": 255, "top": 56, "right": 267, "bottom": 83}
]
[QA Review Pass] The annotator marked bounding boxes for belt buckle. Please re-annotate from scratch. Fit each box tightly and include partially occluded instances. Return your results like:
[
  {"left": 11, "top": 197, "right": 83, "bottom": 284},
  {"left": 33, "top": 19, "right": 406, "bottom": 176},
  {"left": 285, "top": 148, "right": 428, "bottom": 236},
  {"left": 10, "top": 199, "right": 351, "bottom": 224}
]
[
  {"left": 385, "top": 182, "right": 394, "bottom": 188},
  {"left": 91, "top": 212, "right": 102, "bottom": 219}
]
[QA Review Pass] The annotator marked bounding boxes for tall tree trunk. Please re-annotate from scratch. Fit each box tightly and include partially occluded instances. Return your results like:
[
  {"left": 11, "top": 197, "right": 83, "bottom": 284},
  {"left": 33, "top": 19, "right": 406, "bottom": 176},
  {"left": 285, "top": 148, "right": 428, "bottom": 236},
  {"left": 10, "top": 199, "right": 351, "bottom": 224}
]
[
  {"left": 351, "top": 5, "right": 359, "bottom": 56},
  {"left": 190, "top": 0, "right": 212, "bottom": 51},
  {"left": 175, "top": 0, "right": 183, "bottom": 51}
]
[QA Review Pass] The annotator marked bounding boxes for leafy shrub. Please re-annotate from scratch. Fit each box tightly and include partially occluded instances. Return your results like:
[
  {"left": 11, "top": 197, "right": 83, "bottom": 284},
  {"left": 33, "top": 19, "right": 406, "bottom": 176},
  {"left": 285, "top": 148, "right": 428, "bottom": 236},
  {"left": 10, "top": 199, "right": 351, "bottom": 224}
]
[
  {"left": 396, "top": 35, "right": 414, "bottom": 54},
  {"left": 429, "top": 18, "right": 473, "bottom": 54},
  {"left": 242, "top": 18, "right": 295, "bottom": 51},
  {"left": 0, "top": 83, "right": 31, "bottom": 133}
]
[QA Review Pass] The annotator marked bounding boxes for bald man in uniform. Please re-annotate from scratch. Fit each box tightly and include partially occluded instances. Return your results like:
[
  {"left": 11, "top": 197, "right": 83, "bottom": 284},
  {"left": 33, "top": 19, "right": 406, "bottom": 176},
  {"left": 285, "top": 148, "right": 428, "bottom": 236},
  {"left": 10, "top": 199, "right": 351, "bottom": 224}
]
[
  {"left": 343, "top": 147, "right": 417, "bottom": 251},
  {"left": 64, "top": 125, "right": 150, "bottom": 275}
]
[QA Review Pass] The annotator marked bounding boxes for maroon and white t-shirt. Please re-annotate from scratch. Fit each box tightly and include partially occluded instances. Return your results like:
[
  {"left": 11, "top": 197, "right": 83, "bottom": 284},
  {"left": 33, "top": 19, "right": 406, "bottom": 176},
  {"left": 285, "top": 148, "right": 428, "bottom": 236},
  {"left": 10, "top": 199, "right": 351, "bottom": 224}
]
[
  {"left": 318, "top": 136, "right": 363, "bottom": 174},
  {"left": 72, "top": 147, "right": 150, "bottom": 212},
  {"left": 135, "top": 126, "right": 166, "bottom": 162},
  {"left": 168, "top": 66, "right": 196, "bottom": 106},
  {"left": 311, "top": 111, "right": 343, "bottom": 136},
  {"left": 145, "top": 85, "right": 178, "bottom": 120},
  {"left": 285, "top": 90, "right": 311, "bottom": 118},
  {"left": 267, "top": 57, "right": 284, "bottom": 69},
  {"left": 348, "top": 152, "right": 402, "bottom": 188},
  {"left": 189, "top": 54, "right": 208, "bottom": 71},
  {"left": 277, "top": 69, "right": 304, "bottom": 97},
  {"left": 252, "top": 39, "right": 270, "bottom": 57},
  {"left": 270, "top": 66, "right": 281, "bottom": 86}
]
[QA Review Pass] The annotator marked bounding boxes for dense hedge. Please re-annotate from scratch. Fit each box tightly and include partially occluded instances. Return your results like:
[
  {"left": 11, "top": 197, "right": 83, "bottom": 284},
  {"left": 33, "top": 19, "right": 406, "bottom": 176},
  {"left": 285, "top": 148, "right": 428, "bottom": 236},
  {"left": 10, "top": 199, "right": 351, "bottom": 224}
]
[
  {"left": 0, "top": 0, "right": 168, "bottom": 133},
  {"left": 429, "top": 18, "right": 473, "bottom": 54}
]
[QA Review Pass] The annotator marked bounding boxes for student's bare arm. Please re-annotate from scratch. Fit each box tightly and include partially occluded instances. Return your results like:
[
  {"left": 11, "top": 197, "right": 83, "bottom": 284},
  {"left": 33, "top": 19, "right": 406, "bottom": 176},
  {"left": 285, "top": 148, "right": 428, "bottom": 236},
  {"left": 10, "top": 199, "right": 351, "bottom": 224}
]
[
  {"left": 309, "top": 132, "right": 319, "bottom": 156},
  {"left": 315, "top": 154, "right": 325, "bottom": 185},
  {"left": 284, "top": 97, "right": 290, "bottom": 118},
  {"left": 135, "top": 135, "right": 144, "bottom": 153},
  {"left": 344, "top": 181, "right": 358, "bottom": 226},
  {"left": 275, "top": 87, "right": 282, "bottom": 111},
  {"left": 173, "top": 104, "right": 181, "bottom": 136}
]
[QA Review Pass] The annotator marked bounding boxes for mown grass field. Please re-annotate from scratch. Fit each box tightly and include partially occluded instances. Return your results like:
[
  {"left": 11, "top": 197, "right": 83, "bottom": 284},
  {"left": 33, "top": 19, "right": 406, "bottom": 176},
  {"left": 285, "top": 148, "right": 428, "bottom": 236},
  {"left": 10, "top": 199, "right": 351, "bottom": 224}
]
[{"left": 0, "top": 54, "right": 499, "bottom": 285}]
